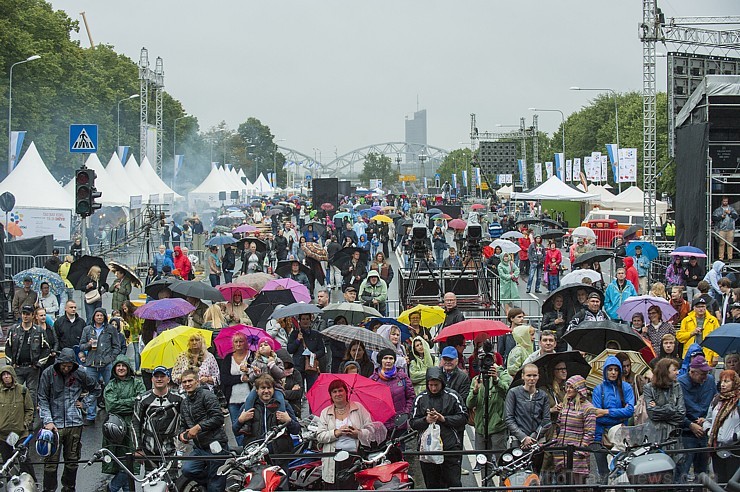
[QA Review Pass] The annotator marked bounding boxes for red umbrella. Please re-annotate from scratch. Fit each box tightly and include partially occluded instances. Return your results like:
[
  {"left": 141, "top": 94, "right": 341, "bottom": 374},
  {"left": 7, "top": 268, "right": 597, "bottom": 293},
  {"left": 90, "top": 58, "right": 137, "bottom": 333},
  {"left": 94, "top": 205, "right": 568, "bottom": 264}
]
[
  {"left": 213, "top": 324, "right": 280, "bottom": 357},
  {"left": 321, "top": 202, "right": 335, "bottom": 211},
  {"left": 307, "top": 373, "right": 395, "bottom": 423},
  {"left": 470, "top": 203, "right": 486, "bottom": 211},
  {"left": 435, "top": 319, "right": 511, "bottom": 342},
  {"left": 449, "top": 218, "right": 467, "bottom": 230},
  {"left": 217, "top": 283, "right": 258, "bottom": 300}
]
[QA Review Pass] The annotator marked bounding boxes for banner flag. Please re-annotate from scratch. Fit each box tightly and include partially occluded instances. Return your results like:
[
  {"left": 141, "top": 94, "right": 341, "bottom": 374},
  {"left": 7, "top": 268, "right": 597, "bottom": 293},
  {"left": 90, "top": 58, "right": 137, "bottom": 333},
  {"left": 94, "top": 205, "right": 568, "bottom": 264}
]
[
  {"left": 462, "top": 170, "right": 468, "bottom": 188},
  {"left": 600, "top": 155, "right": 608, "bottom": 183},
  {"left": 545, "top": 161, "right": 553, "bottom": 179},
  {"left": 9, "top": 131, "right": 26, "bottom": 170},
  {"left": 584, "top": 156, "right": 594, "bottom": 180},
  {"left": 534, "top": 162, "right": 542, "bottom": 183},
  {"left": 566, "top": 159, "right": 573, "bottom": 182},
  {"left": 573, "top": 158, "right": 582, "bottom": 179},
  {"left": 618, "top": 148, "right": 638, "bottom": 182},
  {"left": 590, "top": 152, "right": 602, "bottom": 182},
  {"left": 474, "top": 167, "right": 481, "bottom": 187},
  {"left": 452, "top": 173, "right": 457, "bottom": 189},
  {"left": 423, "top": 177, "right": 428, "bottom": 188},
  {"left": 116, "top": 146, "right": 130, "bottom": 166},
  {"left": 554, "top": 153, "right": 564, "bottom": 180},
  {"left": 606, "top": 144, "right": 619, "bottom": 183},
  {"left": 173, "top": 155, "right": 184, "bottom": 179}
]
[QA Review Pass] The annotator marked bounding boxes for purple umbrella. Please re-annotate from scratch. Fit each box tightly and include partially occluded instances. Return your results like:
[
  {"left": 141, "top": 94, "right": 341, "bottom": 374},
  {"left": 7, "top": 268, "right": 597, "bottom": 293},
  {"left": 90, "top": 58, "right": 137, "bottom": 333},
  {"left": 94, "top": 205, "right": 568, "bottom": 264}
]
[
  {"left": 135, "top": 298, "right": 196, "bottom": 321},
  {"left": 263, "top": 278, "right": 311, "bottom": 303},
  {"left": 233, "top": 224, "right": 259, "bottom": 233},
  {"left": 371, "top": 205, "right": 383, "bottom": 211},
  {"left": 616, "top": 295, "right": 678, "bottom": 323}
]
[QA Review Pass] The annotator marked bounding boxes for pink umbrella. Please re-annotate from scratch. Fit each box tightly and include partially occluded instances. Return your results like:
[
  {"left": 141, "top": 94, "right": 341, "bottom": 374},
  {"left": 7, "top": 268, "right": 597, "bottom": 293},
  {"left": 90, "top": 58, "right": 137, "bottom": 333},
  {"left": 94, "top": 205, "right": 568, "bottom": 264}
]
[
  {"left": 233, "top": 224, "right": 259, "bottom": 233},
  {"left": 307, "top": 373, "right": 396, "bottom": 423},
  {"left": 470, "top": 203, "right": 485, "bottom": 211},
  {"left": 449, "top": 218, "right": 467, "bottom": 230},
  {"left": 263, "top": 278, "right": 311, "bottom": 303},
  {"left": 217, "top": 283, "right": 258, "bottom": 300},
  {"left": 213, "top": 324, "right": 281, "bottom": 357}
]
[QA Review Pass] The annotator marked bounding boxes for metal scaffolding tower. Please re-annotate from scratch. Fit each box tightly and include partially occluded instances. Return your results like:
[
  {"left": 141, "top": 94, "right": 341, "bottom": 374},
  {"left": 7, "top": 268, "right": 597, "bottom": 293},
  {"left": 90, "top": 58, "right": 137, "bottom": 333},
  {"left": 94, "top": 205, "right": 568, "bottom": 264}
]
[
  {"left": 138, "top": 48, "right": 165, "bottom": 175},
  {"left": 138, "top": 48, "right": 150, "bottom": 165},
  {"left": 640, "top": 2, "right": 740, "bottom": 240},
  {"left": 154, "top": 57, "right": 164, "bottom": 176}
]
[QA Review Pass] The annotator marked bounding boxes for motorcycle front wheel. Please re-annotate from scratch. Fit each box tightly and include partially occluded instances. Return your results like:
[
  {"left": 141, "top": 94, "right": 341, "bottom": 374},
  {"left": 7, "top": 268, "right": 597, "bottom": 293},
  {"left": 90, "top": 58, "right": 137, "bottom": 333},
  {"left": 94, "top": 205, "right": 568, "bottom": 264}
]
[{"left": 174, "top": 475, "right": 206, "bottom": 492}]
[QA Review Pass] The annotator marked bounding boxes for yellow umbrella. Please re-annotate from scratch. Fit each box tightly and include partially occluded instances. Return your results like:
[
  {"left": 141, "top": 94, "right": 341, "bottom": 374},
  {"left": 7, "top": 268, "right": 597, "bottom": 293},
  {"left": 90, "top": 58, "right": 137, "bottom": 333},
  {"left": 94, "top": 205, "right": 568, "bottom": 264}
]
[
  {"left": 140, "top": 326, "right": 213, "bottom": 370},
  {"left": 373, "top": 214, "right": 393, "bottom": 224},
  {"left": 585, "top": 349, "right": 651, "bottom": 389},
  {"left": 398, "top": 305, "right": 446, "bottom": 327}
]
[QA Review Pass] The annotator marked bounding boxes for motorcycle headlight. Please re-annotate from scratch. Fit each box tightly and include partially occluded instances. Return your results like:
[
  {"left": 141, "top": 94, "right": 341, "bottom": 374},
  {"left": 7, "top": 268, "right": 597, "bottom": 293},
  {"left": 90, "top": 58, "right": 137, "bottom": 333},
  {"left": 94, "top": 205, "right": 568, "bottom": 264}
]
[
  {"left": 502, "top": 453, "right": 514, "bottom": 463},
  {"left": 511, "top": 448, "right": 524, "bottom": 457}
]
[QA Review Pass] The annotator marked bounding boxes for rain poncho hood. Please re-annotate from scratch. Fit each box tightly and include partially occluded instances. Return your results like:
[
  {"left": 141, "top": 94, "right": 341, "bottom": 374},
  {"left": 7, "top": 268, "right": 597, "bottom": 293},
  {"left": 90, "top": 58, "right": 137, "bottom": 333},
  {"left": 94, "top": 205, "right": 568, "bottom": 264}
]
[
  {"left": 602, "top": 354, "right": 623, "bottom": 379},
  {"left": 109, "top": 354, "right": 134, "bottom": 381},
  {"left": 54, "top": 347, "right": 79, "bottom": 373},
  {"left": 512, "top": 324, "right": 534, "bottom": 353},
  {"left": 426, "top": 366, "right": 446, "bottom": 389},
  {"left": 680, "top": 343, "right": 704, "bottom": 376},
  {"left": 623, "top": 257, "right": 634, "bottom": 269},
  {"left": 712, "top": 260, "right": 725, "bottom": 275},
  {"left": 0, "top": 365, "right": 18, "bottom": 384}
]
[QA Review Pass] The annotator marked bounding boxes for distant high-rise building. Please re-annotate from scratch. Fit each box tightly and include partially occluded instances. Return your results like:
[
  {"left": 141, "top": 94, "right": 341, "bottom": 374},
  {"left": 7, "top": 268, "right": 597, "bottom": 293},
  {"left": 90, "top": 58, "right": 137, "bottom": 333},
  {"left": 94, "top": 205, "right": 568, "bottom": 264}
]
[{"left": 405, "top": 109, "right": 427, "bottom": 176}]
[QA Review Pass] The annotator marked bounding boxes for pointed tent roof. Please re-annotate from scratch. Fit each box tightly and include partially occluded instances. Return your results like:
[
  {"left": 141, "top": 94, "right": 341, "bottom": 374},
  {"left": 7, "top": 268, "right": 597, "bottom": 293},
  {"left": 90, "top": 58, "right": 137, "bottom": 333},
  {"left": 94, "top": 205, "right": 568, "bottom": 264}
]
[
  {"left": 64, "top": 153, "right": 129, "bottom": 207},
  {"left": 229, "top": 168, "right": 244, "bottom": 188},
  {"left": 601, "top": 186, "right": 669, "bottom": 215},
  {"left": 253, "top": 173, "right": 273, "bottom": 193},
  {"left": 0, "top": 142, "right": 72, "bottom": 209},
  {"left": 221, "top": 167, "right": 241, "bottom": 191},
  {"left": 511, "top": 176, "right": 598, "bottom": 201},
  {"left": 105, "top": 152, "right": 145, "bottom": 200},
  {"left": 190, "top": 165, "right": 236, "bottom": 194},
  {"left": 140, "top": 157, "right": 182, "bottom": 198},
  {"left": 237, "top": 168, "right": 246, "bottom": 179},
  {"left": 124, "top": 155, "right": 158, "bottom": 201}
]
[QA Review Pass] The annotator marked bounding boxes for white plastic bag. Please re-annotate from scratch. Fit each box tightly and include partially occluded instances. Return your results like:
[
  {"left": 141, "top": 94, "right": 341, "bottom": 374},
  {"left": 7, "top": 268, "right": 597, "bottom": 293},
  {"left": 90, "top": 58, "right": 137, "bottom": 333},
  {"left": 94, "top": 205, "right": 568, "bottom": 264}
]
[{"left": 419, "top": 423, "right": 444, "bottom": 464}]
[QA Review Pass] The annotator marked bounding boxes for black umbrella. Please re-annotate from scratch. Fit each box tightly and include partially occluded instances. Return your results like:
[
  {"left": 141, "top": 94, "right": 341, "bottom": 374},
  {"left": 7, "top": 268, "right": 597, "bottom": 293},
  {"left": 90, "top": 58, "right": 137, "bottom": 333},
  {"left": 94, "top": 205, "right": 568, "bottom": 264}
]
[
  {"left": 246, "top": 290, "right": 297, "bottom": 328},
  {"left": 68, "top": 255, "right": 110, "bottom": 291},
  {"left": 355, "top": 204, "right": 371, "bottom": 211},
  {"left": 539, "top": 229, "right": 566, "bottom": 240},
  {"left": 215, "top": 216, "right": 236, "bottom": 227},
  {"left": 541, "top": 284, "right": 603, "bottom": 315},
  {"left": 270, "top": 303, "right": 322, "bottom": 320},
  {"left": 301, "top": 222, "right": 326, "bottom": 238},
  {"left": 275, "top": 260, "right": 315, "bottom": 285},
  {"left": 572, "top": 249, "right": 615, "bottom": 268},
  {"left": 332, "top": 247, "right": 370, "bottom": 268},
  {"left": 170, "top": 280, "right": 226, "bottom": 302},
  {"left": 237, "top": 237, "right": 267, "bottom": 253},
  {"left": 515, "top": 217, "right": 561, "bottom": 229},
  {"left": 623, "top": 225, "right": 640, "bottom": 242},
  {"left": 562, "top": 320, "right": 647, "bottom": 354},
  {"left": 512, "top": 351, "right": 591, "bottom": 388},
  {"left": 398, "top": 218, "right": 413, "bottom": 228},
  {"left": 387, "top": 213, "right": 401, "bottom": 219},
  {"left": 266, "top": 209, "right": 283, "bottom": 217},
  {"left": 144, "top": 278, "right": 183, "bottom": 299}
]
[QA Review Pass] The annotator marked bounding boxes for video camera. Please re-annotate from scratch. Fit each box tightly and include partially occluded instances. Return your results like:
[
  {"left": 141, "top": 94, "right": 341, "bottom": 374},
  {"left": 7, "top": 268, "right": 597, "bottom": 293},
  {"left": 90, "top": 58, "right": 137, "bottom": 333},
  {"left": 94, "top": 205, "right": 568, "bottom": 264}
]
[
  {"left": 411, "top": 213, "right": 429, "bottom": 258},
  {"left": 465, "top": 212, "right": 483, "bottom": 257},
  {"left": 478, "top": 340, "right": 496, "bottom": 377}
]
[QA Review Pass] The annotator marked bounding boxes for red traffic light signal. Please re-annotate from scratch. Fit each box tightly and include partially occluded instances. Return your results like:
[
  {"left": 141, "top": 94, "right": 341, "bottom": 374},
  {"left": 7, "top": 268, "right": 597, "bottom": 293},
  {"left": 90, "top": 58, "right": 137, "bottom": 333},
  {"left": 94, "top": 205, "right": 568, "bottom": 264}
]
[{"left": 75, "top": 168, "right": 101, "bottom": 217}]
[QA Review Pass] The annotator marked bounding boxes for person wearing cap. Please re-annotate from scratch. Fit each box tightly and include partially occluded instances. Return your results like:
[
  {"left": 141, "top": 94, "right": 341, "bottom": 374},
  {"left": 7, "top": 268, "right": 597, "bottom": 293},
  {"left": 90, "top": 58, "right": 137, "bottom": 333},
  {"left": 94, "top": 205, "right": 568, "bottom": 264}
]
[
  {"left": 439, "top": 346, "right": 471, "bottom": 402},
  {"left": 552, "top": 375, "right": 596, "bottom": 485},
  {"left": 567, "top": 292, "right": 608, "bottom": 332},
  {"left": 526, "top": 235, "right": 545, "bottom": 294},
  {"left": 604, "top": 267, "right": 638, "bottom": 320},
  {"left": 4, "top": 304, "right": 51, "bottom": 405},
  {"left": 677, "top": 297, "right": 720, "bottom": 366},
  {"left": 132, "top": 366, "right": 183, "bottom": 469},
  {"left": 677, "top": 354, "right": 718, "bottom": 482},
  {"left": 11, "top": 276, "right": 38, "bottom": 321},
  {"left": 370, "top": 348, "right": 415, "bottom": 433},
  {"left": 410, "top": 367, "right": 468, "bottom": 489},
  {"left": 729, "top": 301, "right": 740, "bottom": 323}
]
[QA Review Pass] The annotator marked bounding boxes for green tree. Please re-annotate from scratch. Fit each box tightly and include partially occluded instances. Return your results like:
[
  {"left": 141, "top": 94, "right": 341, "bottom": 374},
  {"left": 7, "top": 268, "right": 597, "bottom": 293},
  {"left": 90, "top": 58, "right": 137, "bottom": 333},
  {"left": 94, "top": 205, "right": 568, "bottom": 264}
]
[
  {"left": 434, "top": 148, "right": 473, "bottom": 185},
  {"left": 359, "top": 152, "right": 398, "bottom": 187},
  {"left": 236, "top": 117, "right": 286, "bottom": 187}
]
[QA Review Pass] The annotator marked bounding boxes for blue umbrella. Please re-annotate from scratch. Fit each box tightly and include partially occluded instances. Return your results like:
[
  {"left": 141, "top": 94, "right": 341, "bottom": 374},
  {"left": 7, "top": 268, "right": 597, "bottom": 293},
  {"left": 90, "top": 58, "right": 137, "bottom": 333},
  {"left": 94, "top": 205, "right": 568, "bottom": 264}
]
[
  {"left": 13, "top": 268, "right": 66, "bottom": 295},
  {"left": 670, "top": 245, "right": 707, "bottom": 258},
  {"left": 363, "top": 317, "right": 411, "bottom": 341},
  {"left": 205, "top": 235, "right": 238, "bottom": 246},
  {"left": 625, "top": 240, "right": 658, "bottom": 261},
  {"left": 359, "top": 209, "right": 377, "bottom": 218},
  {"left": 334, "top": 212, "right": 351, "bottom": 220},
  {"left": 701, "top": 324, "right": 740, "bottom": 357}
]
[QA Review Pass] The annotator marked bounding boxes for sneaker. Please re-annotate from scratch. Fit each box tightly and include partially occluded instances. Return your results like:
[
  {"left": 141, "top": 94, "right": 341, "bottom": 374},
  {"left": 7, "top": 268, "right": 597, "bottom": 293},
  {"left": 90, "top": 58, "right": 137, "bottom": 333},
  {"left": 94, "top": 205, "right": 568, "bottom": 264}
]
[
  {"left": 472, "top": 464, "right": 482, "bottom": 473},
  {"left": 535, "top": 290, "right": 542, "bottom": 293},
  {"left": 461, "top": 468, "right": 470, "bottom": 475},
  {"left": 84, "top": 418, "right": 95, "bottom": 426}
]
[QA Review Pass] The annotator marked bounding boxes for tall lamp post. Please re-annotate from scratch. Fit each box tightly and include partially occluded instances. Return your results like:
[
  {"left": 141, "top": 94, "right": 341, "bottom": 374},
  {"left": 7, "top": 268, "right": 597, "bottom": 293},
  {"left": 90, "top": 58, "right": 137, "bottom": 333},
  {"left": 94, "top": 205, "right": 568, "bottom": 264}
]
[
  {"left": 529, "top": 107, "right": 565, "bottom": 158},
  {"left": 272, "top": 138, "right": 286, "bottom": 188},
  {"left": 172, "top": 114, "right": 191, "bottom": 188},
  {"left": 8, "top": 54, "right": 41, "bottom": 174},
  {"left": 570, "top": 86, "right": 621, "bottom": 191},
  {"left": 117, "top": 94, "right": 140, "bottom": 148}
]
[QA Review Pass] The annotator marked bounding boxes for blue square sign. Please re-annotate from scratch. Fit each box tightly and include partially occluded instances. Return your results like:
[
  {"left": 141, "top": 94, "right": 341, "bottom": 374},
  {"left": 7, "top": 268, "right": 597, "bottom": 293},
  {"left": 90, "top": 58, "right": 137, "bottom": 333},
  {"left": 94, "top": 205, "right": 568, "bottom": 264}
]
[{"left": 69, "top": 124, "right": 98, "bottom": 153}]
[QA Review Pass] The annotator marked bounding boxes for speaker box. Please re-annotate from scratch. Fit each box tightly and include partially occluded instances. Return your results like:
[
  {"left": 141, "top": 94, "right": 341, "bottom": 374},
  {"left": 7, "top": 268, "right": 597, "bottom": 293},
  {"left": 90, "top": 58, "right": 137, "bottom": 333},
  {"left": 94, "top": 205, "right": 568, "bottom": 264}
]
[
  {"left": 338, "top": 181, "right": 351, "bottom": 197},
  {"left": 218, "top": 191, "right": 227, "bottom": 201}
]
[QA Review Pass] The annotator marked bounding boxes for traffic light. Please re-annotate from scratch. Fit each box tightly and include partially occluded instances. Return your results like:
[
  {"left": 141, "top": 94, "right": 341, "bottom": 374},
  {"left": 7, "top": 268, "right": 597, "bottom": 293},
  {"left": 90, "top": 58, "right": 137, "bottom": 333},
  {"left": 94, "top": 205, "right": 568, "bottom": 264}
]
[{"left": 75, "top": 168, "right": 102, "bottom": 217}]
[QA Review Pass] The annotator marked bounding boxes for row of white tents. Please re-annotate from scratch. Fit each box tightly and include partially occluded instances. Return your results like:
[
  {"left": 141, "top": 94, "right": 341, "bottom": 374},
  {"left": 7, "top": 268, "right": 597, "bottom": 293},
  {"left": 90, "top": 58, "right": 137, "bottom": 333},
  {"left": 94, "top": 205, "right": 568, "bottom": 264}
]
[{"left": 188, "top": 165, "right": 274, "bottom": 206}]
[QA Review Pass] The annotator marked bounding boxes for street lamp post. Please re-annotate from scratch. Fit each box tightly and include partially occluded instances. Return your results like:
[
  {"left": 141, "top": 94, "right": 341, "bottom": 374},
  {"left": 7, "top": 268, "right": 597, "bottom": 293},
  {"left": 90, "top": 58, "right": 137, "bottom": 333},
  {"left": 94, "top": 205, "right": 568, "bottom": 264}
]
[
  {"left": 529, "top": 107, "right": 565, "bottom": 158},
  {"left": 173, "top": 114, "right": 191, "bottom": 188},
  {"left": 570, "top": 86, "right": 621, "bottom": 191},
  {"left": 117, "top": 94, "right": 140, "bottom": 148},
  {"left": 272, "top": 139, "right": 285, "bottom": 188},
  {"left": 7, "top": 55, "right": 41, "bottom": 174}
]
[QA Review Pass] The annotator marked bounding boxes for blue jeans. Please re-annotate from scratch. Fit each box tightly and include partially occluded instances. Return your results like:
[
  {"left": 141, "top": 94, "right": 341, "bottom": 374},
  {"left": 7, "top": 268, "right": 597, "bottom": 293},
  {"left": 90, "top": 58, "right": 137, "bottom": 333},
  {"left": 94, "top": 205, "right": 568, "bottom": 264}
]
[
  {"left": 677, "top": 433, "right": 709, "bottom": 482},
  {"left": 182, "top": 447, "right": 227, "bottom": 492},
  {"left": 548, "top": 273, "right": 560, "bottom": 292},
  {"left": 228, "top": 403, "right": 244, "bottom": 446},
  {"left": 209, "top": 274, "right": 220, "bottom": 287},
  {"left": 84, "top": 299, "right": 102, "bottom": 323},
  {"left": 86, "top": 363, "right": 112, "bottom": 420},
  {"left": 527, "top": 263, "right": 542, "bottom": 291},
  {"left": 108, "top": 470, "right": 130, "bottom": 492}
]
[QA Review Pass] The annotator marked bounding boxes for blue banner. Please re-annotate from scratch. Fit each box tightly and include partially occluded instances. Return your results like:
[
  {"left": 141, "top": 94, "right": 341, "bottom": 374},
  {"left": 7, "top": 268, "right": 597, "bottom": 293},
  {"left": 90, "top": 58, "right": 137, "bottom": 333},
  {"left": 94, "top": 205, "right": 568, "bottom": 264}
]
[
  {"left": 461, "top": 170, "right": 468, "bottom": 188},
  {"left": 554, "top": 153, "right": 564, "bottom": 180},
  {"left": 606, "top": 144, "right": 619, "bottom": 183},
  {"left": 174, "top": 155, "right": 184, "bottom": 179},
  {"left": 10, "top": 131, "right": 25, "bottom": 170},
  {"left": 116, "top": 146, "right": 130, "bottom": 165},
  {"left": 452, "top": 173, "right": 457, "bottom": 189}
]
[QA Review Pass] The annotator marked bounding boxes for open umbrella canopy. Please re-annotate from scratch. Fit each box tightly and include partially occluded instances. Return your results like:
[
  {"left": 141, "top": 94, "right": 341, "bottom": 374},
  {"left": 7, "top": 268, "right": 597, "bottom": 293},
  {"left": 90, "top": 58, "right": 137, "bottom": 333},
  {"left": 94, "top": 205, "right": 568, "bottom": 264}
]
[
  {"left": 217, "top": 283, "right": 258, "bottom": 301},
  {"left": 234, "top": 272, "right": 275, "bottom": 291},
  {"left": 321, "top": 324, "right": 395, "bottom": 353},
  {"left": 512, "top": 351, "right": 591, "bottom": 388},
  {"left": 13, "top": 268, "right": 65, "bottom": 295},
  {"left": 140, "top": 326, "right": 213, "bottom": 370},
  {"left": 515, "top": 217, "right": 561, "bottom": 229},
  {"left": 320, "top": 202, "right": 334, "bottom": 211},
  {"left": 332, "top": 247, "right": 370, "bottom": 268},
  {"left": 109, "top": 260, "right": 142, "bottom": 288},
  {"left": 265, "top": 209, "right": 283, "bottom": 217},
  {"left": 301, "top": 222, "right": 326, "bottom": 237},
  {"left": 67, "top": 255, "right": 109, "bottom": 291},
  {"left": 561, "top": 269, "right": 602, "bottom": 286},
  {"left": 135, "top": 298, "right": 195, "bottom": 321},
  {"left": 270, "top": 302, "right": 322, "bottom": 320},
  {"left": 263, "top": 278, "right": 311, "bottom": 303},
  {"left": 144, "top": 278, "right": 182, "bottom": 299},
  {"left": 302, "top": 242, "right": 328, "bottom": 261},
  {"left": 562, "top": 320, "right": 647, "bottom": 355},
  {"left": 541, "top": 284, "right": 603, "bottom": 315},
  {"left": 449, "top": 219, "right": 467, "bottom": 230},
  {"left": 354, "top": 204, "right": 371, "bottom": 211},
  {"left": 426, "top": 208, "right": 442, "bottom": 215},
  {"left": 490, "top": 239, "right": 521, "bottom": 255},
  {"left": 213, "top": 324, "right": 280, "bottom": 357},
  {"left": 470, "top": 204, "right": 485, "bottom": 211},
  {"left": 432, "top": 213, "right": 452, "bottom": 220},
  {"left": 501, "top": 230, "right": 524, "bottom": 240},
  {"left": 233, "top": 224, "right": 258, "bottom": 234},
  {"left": 701, "top": 323, "right": 740, "bottom": 357},
  {"left": 170, "top": 280, "right": 225, "bottom": 302},
  {"left": 570, "top": 226, "right": 597, "bottom": 240},
  {"left": 435, "top": 319, "right": 510, "bottom": 342},
  {"left": 623, "top": 224, "right": 641, "bottom": 242},
  {"left": 670, "top": 245, "right": 707, "bottom": 258},
  {"left": 307, "top": 373, "right": 396, "bottom": 423},
  {"left": 237, "top": 237, "right": 267, "bottom": 253},
  {"left": 205, "top": 235, "right": 238, "bottom": 247},
  {"left": 333, "top": 212, "right": 351, "bottom": 220},
  {"left": 572, "top": 249, "right": 614, "bottom": 268},
  {"left": 540, "top": 229, "right": 566, "bottom": 240},
  {"left": 363, "top": 317, "right": 411, "bottom": 341},
  {"left": 359, "top": 209, "right": 377, "bottom": 218},
  {"left": 625, "top": 241, "right": 659, "bottom": 261},
  {"left": 322, "top": 302, "right": 382, "bottom": 326},
  {"left": 586, "top": 349, "right": 651, "bottom": 389},
  {"left": 398, "top": 305, "right": 446, "bottom": 327},
  {"left": 616, "top": 295, "right": 677, "bottom": 323},
  {"left": 245, "top": 290, "right": 297, "bottom": 328},
  {"left": 372, "top": 215, "right": 393, "bottom": 224},
  {"left": 275, "top": 261, "right": 315, "bottom": 286}
]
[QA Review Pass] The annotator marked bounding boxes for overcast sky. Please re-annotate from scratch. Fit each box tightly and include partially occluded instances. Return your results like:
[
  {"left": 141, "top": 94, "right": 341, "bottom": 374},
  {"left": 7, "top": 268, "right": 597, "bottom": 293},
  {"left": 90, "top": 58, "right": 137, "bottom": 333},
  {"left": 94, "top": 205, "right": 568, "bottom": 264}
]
[{"left": 51, "top": 0, "right": 739, "bottom": 162}]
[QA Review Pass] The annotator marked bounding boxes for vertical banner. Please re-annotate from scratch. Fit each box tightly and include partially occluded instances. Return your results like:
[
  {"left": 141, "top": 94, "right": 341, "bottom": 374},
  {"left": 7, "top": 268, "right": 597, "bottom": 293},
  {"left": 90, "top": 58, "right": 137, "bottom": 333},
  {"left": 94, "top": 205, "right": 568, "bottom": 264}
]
[
  {"left": 584, "top": 156, "right": 594, "bottom": 180},
  {"left": 618, "top": 148, "right": 638, "bottom": 182},
  {"left": 518, "top": 159, "right": 528, "bottom": 188},
  {"left": 606, "top": 144, "right": 619, "bottom": 183},
  {"left": 566, "top": 159, "right": 573, "bottom": 182},
  {"left": 116, "top": 146, "right": 130, "bottom": 166},
  {"left": 474, "top": 167, "right": 481, "bottom": 187},
  {"left": 505, "top": 174, "right": 513, "bottom": 184},
  {"left": 573, "top": 158, "right": 582, "bottom": 179},
  {"left": 173, "top": 154, "right": 184, "bottom": 181},
  {"left": 534, "top": 162, "right": 543, "bottom": 183},
  {"left": 9, "top": 131, "right": 26, "bottom": 170},
  {"left": 554, "top": 153, "right": 564, "bottom": 180},
  {"left": 590, "top": 152, "right": 602, "bottom": 182},
  {"left": 461, "top": 170, "right": 468, "bottom": 188},
  {"left": 545, "top": 161, "right": 553, "bottom": 179},
  {"left": 600, "top": 155, "right": 608, "bottom": 183},
  {"left": 451, "top": 173, "right": 457, "bottom": 189},
  {"left": 423, "top": 177, "right": 428, "bottom": 189}
]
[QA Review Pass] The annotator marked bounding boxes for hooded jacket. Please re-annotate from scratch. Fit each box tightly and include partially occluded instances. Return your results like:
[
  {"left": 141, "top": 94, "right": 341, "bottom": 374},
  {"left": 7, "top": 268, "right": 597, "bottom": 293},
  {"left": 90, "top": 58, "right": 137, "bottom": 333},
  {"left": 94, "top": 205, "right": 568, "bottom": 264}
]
[
  {"left": 604, "top": 276, "right": 638, "bottom": 319},
  {"left": 370, "top": 366, "right": 416, "bottom": 429},
  {"left": 677, "top": 310, "right": 720, "bottom": 364},
  {"left": 358, "top": 270, "right": 388, "bottom": 308},
  {"left": 410, "top": 367, "right": 468, "bottom": 451},
  {"left": 408, "top": 337, "right": 436, "bottom": 395},
  {"left": 102, "top": 355, "right": 146, "bottom": 475},
  {"left": 703, "top": 260, "right": 725, "bottom": 296},
  {"left": 591, "top": 356, "right": 635, "bottom": 441},
  {"left": 38, "top": 348, "right": 100, "bottom": 428},
  {"left": 506, "top": 325, "right": 534, "bottom": 377},
  {"left": 79, "top": 308, "right": 123, "bottom": 368},
  {"left": 163, "top": 249, "right": 175, "bottom": 270},
  {"left": 0, "top": 365, "right": 34, "bottom": 440},
  {"left": 623, "top": 257, "right": 639, "bottom": 292},
  {"left": 173, "top": 246, "right": 192, "bottom": 280}
]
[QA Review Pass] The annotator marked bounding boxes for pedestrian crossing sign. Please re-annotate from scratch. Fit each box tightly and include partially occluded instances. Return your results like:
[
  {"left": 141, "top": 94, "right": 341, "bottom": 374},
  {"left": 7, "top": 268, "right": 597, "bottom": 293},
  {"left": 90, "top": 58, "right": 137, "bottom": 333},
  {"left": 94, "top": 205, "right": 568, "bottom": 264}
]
[{"left": 69, "top": 124, "right": 98, "bottom": 153}]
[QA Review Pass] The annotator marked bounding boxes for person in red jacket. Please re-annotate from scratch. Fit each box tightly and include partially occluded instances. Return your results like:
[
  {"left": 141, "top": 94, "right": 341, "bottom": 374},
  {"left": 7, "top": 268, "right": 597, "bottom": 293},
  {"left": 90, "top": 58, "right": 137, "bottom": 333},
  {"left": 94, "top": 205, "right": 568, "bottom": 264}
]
[
  {"left": 518, "top": 229, "right": 531, "bottom": 277},
  {"left": 173, "top": 246, "right": 192, "bottom": 280},
  {"left": 623, "top": 256, "right": 639, "bottom": 292}
]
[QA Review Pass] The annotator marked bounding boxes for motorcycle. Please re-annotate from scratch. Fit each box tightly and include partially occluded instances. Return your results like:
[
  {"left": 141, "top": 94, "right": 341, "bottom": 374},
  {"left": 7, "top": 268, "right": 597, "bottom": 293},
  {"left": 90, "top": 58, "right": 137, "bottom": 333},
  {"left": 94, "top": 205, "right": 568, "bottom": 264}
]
[
  {"left": 335, "top": 428, "right": 418, "bottom": 490},
  {"left": 606, "top": 423, "right": 677, "bottom": 490},
  {"left": 212, "top": 423, "right": 289, "bottom": 492},
  {"left": 84, "top": 448, "right": 176, "bottom": 492},
  {"left": 288, "top": 416, "right": 324, "bottom": 490},
  {"left": 475, "top": 440, "right": 550, "bottom": 491},
  {"left": 0, "top": 432, "right": 36, "bottom": 492}
]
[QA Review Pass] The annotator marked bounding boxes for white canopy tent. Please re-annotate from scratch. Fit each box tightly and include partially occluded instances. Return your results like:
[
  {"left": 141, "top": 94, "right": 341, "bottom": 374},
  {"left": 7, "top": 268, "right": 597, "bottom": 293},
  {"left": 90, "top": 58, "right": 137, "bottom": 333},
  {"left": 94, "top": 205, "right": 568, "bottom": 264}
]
[
  {"left": 0, "top": 142, "right": 72, "bottom": 209},
  {"left": 600, "top": 186, "right": 669, "bottom": 216},
  {"left": 496, "top": 185, "right": 513, "bottom": 199},
  {"left": 252, "top": 173, "right": 273, "bottom": 193},
  {"left": 140, "top": 157, "right": 181, "bottom": 199},
  {"left": 188, "top": 165, "right": 238, "bottom": 206},
  {"left": 577, "top": 183, "right": 616, "bottom": 206},
  {"left": 511, "top": 176, "right": 598, "bottom": 201},
  {"left": 64, "top": 153, "right": 130, "bottom": 207},
  {"left": 105, "top": 152, "right": 146, "bottom": 202},
  {"left": 124, "top": 155, "right": 159, "bottom": 202},
  {"left": 237, "top": 168, "right": 246, "bottom": 182}
]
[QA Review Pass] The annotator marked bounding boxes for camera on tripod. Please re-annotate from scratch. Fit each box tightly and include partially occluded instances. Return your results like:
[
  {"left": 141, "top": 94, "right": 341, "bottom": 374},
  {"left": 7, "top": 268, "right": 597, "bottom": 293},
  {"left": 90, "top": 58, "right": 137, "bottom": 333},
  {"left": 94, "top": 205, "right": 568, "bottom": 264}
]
[
  {"left": 478, "top": 340, "right": 496, "bottom": 377},
  {"left": 411, "top": 213, "right": 429, "bottom": 258},
  {"left": 466, "top": 224, "right": 482, "bottom": 257}
]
